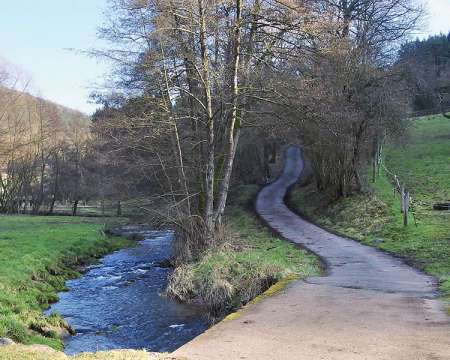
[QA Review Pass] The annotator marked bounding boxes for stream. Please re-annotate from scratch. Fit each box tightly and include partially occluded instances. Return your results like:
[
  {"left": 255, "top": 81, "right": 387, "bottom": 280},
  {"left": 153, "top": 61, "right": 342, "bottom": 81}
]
[{"left": 45, "top": 226, "right": 208, "bottom": 355}]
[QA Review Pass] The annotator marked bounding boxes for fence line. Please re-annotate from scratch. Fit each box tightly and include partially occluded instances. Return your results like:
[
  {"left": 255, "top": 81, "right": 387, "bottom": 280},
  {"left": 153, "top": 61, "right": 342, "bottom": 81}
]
[
  {"left": 380, "top": 163, "right": 417, "bottom": 227},
  {"left": 411, "top": 107, "right": 450, "bottom": 118}
]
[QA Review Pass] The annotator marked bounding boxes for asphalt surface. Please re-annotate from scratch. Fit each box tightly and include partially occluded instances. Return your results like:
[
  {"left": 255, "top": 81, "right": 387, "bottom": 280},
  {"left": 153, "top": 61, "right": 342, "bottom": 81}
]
[{"left": 257, "top": 146, "right": 437, "bottom": 297}]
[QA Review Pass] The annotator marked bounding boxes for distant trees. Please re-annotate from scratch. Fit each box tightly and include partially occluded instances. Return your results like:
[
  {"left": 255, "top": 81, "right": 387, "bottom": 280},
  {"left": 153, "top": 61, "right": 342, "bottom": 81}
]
[
  {"left": 0, "top": 64, "right": 92, "bottom": 214},
  {"left": 399, "top": 32, "right": 450, "bottom": 117}
]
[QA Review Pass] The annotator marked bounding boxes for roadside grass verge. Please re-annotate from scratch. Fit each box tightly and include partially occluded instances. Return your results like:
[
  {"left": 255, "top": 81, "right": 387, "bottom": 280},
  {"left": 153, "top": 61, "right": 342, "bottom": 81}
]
[
  {"left": 290, "top": 114, "right": 450, "bottom": 303},
  {"left": 0, "top": 215, "right": 132, "bottom": 350},
  {"left": 167, "top": 185, "right": 321, "bottom": 317},
  {"left": 0, "top": 346, "right": 166, "bottom": 360}
]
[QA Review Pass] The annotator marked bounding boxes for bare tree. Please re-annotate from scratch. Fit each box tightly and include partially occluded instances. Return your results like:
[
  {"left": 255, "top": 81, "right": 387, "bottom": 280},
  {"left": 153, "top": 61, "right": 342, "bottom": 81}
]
[{"left": 94, "top": 0, "right": 318, "bottom": 248}]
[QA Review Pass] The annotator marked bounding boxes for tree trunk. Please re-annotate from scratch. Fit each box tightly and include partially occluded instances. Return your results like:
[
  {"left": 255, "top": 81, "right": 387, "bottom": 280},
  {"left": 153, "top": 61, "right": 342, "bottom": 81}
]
[
  {"left": 198, "top": 0, "right": 215, "bottom": 243},
  {"left": 72, "top": 199, "right": 78, "bottom": 216},
  {"left": 117, "top": 200, "right": 122, "bottom": 216},
  {"left": 215, "top": 0, "right": 243, "bottom": 224},
  {"left": 33, "top": 162, "right": 46, "bottom": 214},
  {"left": 49, "top": 197, "right": 56, "bottom": 215},
  {"left": 48, "top": 154, "right": 59, "bottom": 215}
]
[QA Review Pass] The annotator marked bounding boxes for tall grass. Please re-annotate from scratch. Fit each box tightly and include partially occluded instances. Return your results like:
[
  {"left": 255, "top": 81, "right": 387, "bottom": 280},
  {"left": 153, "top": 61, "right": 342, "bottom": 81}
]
[{"left": 167, "top": 186, "right": 321, "bottom": 317}]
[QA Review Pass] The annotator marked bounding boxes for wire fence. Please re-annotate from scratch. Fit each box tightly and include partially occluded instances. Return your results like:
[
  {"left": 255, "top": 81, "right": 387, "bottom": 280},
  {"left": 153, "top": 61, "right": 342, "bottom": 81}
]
[
  {"left": 381, "top": 163, "right": 417, "bottom": 227},
  {"left": 411, "top": 107, "right": 450, "bottom": 118}
]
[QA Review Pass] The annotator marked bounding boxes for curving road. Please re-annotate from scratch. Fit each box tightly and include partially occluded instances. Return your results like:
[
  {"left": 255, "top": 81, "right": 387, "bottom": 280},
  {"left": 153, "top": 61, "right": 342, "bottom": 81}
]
[
  {"left": 174, "top": 146, "right": 450, "bottom": 360},
  {"left": 257, "top": 146, "right": 437, "bottom": 296}
]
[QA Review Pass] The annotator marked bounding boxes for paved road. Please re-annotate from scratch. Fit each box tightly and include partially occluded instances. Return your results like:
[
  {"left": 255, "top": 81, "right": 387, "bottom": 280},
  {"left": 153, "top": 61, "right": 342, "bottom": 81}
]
[
  {"left": 258, "top": 147, "right": 437, "bottom": 296},
  {"left": 174, "top": 146, "right": 450, "bottom": 360}
]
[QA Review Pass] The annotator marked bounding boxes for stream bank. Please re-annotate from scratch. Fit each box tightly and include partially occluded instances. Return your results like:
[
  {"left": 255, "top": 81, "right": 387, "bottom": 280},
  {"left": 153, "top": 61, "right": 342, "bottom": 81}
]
[
  {"left": 46, "top": 227, "right": 208, "bottom": 355},
  {"left": 166, "top": 185, "right": 321, "bottom": 318}
]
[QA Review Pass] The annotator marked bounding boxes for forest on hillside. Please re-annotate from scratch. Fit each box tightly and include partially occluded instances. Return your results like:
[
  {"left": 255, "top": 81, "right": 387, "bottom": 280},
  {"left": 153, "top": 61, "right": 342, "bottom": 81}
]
[
  {"left": 0, "top": 66, "right": 92, "bottom": 215},
  {"left": 399, "top": 32, "right": 450, "bottom": 115},
  {"left": 1, "top": 0, "right": 449, "bottom": 259}
]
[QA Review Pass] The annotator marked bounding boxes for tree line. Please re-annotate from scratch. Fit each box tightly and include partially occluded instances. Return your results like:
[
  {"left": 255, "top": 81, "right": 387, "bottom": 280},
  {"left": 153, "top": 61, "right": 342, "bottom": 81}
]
[
  {"left": 0, "top": 69, "right": 95, "bottom": 215},
  {"left": 398, "top": 32, "right": 450, "bottom": 117}
]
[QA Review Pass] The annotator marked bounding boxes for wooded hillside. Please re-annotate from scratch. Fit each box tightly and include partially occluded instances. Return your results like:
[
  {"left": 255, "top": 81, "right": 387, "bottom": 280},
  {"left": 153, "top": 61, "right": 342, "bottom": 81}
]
[
  {"left": 0, "top": 79, "right": 90, "bottom": 214},
  {"left": 399, "top": 32, "right": 450, "bottom": 116}
]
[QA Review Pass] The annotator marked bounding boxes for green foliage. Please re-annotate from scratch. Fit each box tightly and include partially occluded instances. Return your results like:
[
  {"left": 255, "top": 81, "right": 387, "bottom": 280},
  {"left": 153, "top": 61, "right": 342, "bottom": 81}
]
[
  {"left": 167, "top": 185, "right": 321, "bottom": 317},
  {"left": 0, "top": 215, "right": 132, "bottom": 349},
  {"left": 290, "top": 115, "right": 450, "bottom": 304}
]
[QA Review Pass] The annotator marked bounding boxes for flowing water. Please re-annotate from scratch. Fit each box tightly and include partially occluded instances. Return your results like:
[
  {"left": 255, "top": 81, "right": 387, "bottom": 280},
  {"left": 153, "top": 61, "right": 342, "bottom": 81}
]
[{"left": 46, "top": 226, "right": 208, "bottom": 355}]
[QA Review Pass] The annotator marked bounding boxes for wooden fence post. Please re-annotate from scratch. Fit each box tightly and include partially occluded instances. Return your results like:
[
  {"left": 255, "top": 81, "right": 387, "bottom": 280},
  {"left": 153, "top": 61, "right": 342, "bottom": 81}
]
[
  {"left": 400, "top": 185, "right": 405, "bottom": 213},
  {"left": 403, "top": 190, "right": 409, "bottom": 226},
  {"left": 383, "top": 164, "right": 415, "bottom": 227}
]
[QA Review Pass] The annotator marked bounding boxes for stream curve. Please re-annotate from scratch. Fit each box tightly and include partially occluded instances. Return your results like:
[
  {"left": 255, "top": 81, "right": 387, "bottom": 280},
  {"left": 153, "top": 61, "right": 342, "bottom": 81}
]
[{"left": 46, "top": 227, "right": 208, "bottom": 355}]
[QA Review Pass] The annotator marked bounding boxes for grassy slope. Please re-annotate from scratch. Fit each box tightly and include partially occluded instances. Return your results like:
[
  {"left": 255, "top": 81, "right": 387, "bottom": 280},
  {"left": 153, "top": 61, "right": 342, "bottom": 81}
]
[
  {"left": 290, "top": 114, "right": 450, "bottom": 300},
  {"left": 167, "top": 185, "right": 321, "bottom": 316},
  {"left": 0, "top": 216, "right": 131, "bottom": 349}
]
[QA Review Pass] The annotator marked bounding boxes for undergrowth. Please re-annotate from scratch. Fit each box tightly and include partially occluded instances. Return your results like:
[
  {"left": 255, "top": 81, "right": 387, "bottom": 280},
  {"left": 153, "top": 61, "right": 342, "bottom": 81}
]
[{"left": 166, "top": 185, "right": 320, "bottom": 318}]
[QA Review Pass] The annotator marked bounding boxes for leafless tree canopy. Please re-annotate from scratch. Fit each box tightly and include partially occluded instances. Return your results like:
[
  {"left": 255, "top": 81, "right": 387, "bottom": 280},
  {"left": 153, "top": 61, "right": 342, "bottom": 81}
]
[{"left": 0, "top": 63, "right": 93, "bottom": 215}]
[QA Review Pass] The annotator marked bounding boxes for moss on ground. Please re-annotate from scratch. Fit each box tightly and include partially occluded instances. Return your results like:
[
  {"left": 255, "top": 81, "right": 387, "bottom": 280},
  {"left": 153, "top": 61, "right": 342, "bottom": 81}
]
[
  {"left": 0, "top": 215, "right": 132, "bottom": 350},
  {"left": 167, "top": 185, "right": 321, "bottom": 317},
  {"left": 222, "top": 274, "right": 299, "bottom": 322},
  {"left": 290, "top": 114, "right": 450, "bottom": 303}
]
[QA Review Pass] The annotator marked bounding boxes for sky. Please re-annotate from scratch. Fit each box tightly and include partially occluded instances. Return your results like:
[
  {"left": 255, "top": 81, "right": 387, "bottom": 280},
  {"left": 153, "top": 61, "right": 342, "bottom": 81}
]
[
  {"left": 423, "top": 0, "right": 450, "bottom": 36},
  {"left": 0, "top": 1, "right": 110, "bottom": 114},
  {"left": 0, "top": 0, "right": 449, "bottom": 114}
]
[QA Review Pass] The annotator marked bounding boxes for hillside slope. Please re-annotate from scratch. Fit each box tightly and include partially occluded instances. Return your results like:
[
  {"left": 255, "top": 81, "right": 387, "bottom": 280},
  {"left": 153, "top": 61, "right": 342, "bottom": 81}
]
[{"left": 0, "top": 85, "right": 90, "bottom": 135}]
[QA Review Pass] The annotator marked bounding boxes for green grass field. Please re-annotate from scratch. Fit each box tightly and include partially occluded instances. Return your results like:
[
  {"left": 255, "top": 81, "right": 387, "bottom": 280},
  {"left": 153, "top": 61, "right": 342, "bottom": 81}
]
[
  {"left": 0, "top": 215, "right": 131, "bottom": 350},
  {"left": 290, "top": 114, "right": 450, "bottom": 302}
]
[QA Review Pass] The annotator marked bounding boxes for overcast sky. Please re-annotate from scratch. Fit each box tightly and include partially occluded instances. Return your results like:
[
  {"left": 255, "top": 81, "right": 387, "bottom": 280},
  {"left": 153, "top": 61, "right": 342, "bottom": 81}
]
[
  {"left": 0, "top": 0, "right": 449, "bottom": 114},
  {"left": 424, "top": 0, "right": 450, "bottom": 36}
]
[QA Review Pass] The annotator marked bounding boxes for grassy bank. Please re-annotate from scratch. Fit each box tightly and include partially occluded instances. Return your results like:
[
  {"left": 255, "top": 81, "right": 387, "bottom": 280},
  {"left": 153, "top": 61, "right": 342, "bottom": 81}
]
[
  {"left": 0, "top": 346, "right": 164, "bottom": 360},
  {"left": 290, "top": 114, "right": 450, "bottom": 301},
  {"left": 167, "top": 185, "right": 321, "bottom": 317},
  {"left": 0, "top": 215, "right": 132, "bottom": 350}
]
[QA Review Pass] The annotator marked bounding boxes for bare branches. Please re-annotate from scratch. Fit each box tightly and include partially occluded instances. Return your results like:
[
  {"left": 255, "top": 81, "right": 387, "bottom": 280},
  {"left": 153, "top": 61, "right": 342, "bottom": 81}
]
[{"left": 90, "top": 0, "right": 425, "bottom": 252}]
